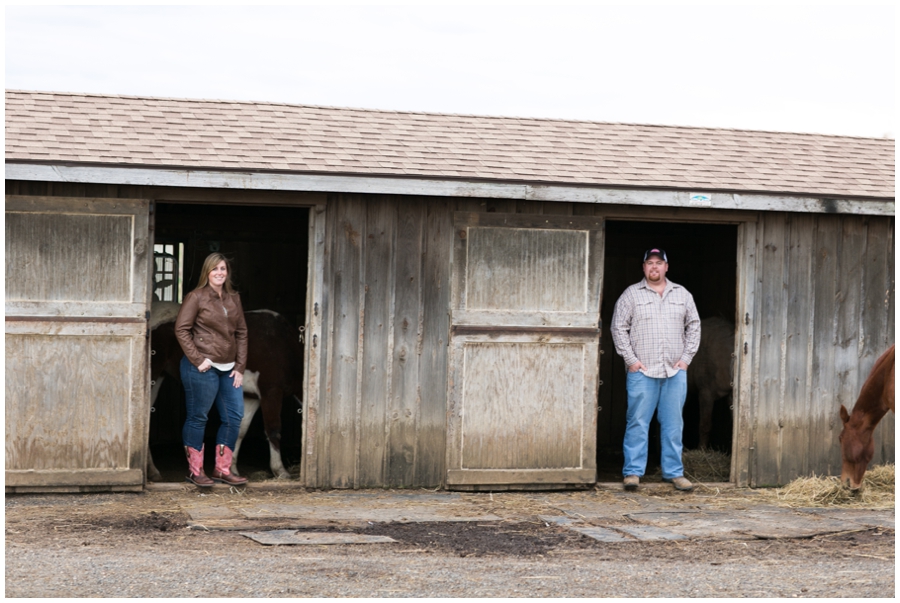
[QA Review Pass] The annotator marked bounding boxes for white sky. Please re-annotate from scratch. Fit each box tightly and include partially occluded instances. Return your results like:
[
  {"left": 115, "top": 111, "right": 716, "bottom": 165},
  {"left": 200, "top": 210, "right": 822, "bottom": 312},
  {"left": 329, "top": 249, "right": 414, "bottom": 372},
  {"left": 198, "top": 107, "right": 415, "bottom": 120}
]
[{"left": 4, "top": 4, "right": 896, "bottom": 138}]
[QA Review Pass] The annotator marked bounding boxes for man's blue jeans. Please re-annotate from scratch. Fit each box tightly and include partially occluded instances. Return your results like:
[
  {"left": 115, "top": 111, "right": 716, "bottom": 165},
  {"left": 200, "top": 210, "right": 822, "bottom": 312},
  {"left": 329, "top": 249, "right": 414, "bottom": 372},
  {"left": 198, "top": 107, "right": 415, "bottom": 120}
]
[
  {"left": 180, "top": 355, "right": 244, "bottom": 450},
  {"left": 622, "top": 369, "right": 688, "bottom": 479}
]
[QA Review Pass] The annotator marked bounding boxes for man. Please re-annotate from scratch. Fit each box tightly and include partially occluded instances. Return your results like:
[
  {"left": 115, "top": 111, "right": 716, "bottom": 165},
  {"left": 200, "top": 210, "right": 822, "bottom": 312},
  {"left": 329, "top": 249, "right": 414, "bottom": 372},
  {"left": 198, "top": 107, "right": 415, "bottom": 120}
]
[{"left": 610, "top": 248, "right": 701, "bottom": 492}]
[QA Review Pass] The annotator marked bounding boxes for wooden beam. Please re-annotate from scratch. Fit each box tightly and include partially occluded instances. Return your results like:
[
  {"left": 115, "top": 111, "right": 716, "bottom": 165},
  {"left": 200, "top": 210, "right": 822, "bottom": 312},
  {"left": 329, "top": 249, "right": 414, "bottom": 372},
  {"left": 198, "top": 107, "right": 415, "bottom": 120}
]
[
  {"left": 7, "top": 163, "right": 893, "bottom": 216},
  {"left": 6, "top": 469, "right": 143, "bottom": 487}
]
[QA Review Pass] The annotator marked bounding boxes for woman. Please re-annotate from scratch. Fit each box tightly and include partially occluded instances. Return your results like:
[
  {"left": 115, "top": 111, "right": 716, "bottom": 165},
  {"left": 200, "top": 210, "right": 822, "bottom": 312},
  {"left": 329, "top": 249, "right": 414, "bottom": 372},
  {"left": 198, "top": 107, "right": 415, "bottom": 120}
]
[{"left": 174, "top": 253, "right": 249, "bottom": 486}]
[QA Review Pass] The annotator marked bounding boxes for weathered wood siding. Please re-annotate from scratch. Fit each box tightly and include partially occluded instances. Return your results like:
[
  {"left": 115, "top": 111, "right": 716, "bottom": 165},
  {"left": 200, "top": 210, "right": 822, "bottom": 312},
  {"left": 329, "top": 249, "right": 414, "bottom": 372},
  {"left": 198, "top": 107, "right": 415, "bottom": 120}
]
[
  {"left": 736, "top": 212, "right": 895, "bottom": 486},
  {"left": 7, "top": 182, "right": 894, "bottom": 490},
  {"left": 5, "top": 195, "right": 151, "bottom": 491},
  {"left": 309, "top": 194, "right": 453, "bottom": 488}
]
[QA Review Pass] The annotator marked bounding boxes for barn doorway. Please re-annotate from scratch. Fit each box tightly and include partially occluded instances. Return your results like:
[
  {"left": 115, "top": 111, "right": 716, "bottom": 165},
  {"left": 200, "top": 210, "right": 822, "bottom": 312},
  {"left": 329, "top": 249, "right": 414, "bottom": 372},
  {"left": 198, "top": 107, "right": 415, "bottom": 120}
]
[
  {"left": 149, "top": 202, "right": 310, "bottom": 482},
  {"left": 597, "top": 220, "right": 738, "bottom": 482}
]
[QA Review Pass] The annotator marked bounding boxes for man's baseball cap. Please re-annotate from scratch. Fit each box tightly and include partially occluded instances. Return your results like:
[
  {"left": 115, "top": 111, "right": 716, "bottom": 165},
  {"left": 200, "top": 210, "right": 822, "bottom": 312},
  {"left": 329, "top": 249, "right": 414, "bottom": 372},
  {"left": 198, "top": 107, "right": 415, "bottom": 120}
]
[{"left": 643, "top": 248, "right": 668, "bottom": 262}]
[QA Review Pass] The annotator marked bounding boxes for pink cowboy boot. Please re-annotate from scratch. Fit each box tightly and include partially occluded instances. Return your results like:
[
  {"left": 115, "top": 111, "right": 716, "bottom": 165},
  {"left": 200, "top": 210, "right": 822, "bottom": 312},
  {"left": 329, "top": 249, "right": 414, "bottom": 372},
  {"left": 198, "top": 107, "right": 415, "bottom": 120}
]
[
  {"left": 184, "top": 445, "right": 214, "bottom": 487},
  {"left": 212, "top": 444, "right": 248, "bottom": 485}
]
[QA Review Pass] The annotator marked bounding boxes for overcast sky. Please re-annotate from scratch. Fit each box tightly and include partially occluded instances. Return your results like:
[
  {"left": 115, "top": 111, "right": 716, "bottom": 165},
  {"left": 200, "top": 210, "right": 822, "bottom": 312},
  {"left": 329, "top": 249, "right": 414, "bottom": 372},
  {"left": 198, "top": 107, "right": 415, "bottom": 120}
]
[{"left": 5, "top": 4, "right": 895, "bottom": 138}]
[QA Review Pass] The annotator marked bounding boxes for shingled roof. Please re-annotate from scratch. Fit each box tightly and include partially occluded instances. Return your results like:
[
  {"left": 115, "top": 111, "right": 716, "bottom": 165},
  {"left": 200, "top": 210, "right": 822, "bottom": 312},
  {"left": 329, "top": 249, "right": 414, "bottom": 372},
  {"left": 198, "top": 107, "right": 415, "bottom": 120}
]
[{"left": 5, "top": 90, "right": 895, "bottom": 200}]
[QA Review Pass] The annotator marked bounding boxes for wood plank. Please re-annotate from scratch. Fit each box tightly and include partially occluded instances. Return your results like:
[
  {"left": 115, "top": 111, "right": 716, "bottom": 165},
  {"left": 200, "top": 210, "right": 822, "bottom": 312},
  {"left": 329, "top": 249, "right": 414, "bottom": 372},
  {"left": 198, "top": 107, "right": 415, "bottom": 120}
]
[
  {"left": 6, "top": 301, "right": 148, "bottom": 318},
  {"left": 464, "top": 227, "right": 590, "bottom": 313},
  {"left": 302, "top": 203, "right": 327, "bottom": 487},
  {"left": 781, "top": 214, "right": 815, "bottom": 479},
  {"left": 357, "top": 197, "right": 394, "bottom": 486},
  {"left": 387, "top": 198, "right": 425, "bottom": 486},
  {"left": 860, "top": 217, "right": 895, "bottom": 466},
  {"left": 321, "top": 194, "right": 365, "bottom": 488},
  {"left": 5, "top": 469, "right": 143, "bottom": 487},
  {"left": 9, "top": 164, "right": 894, "bottom": 215},
  {"left": 833, "top": 217, "right": 866, "bottom": 474},
  {"left": 483, "top": 199, "right": 517, "bottom": 213},
  {"left": 754, "top": 214, "right": 787, "bottom": 485},
  {"left": 447, "top": 468, "right": 595, "bottom": 485},
  {"left": 6, "top": 334, "right": 135, "bottom": 470},
  {"left": 541, "top": 201, "right": 574, "bottom": 215},
  {"left": 516, "top": 200, "right": 543, "bottom": 214},
  {"left": 455, "top": 211, "right": 603, "bottom": 230},
  {"left": 459, "top": 341, "right": 586, "bottom": 469},
  {"left": 875, "top": 222, "right": 895, "bottom": 465},
  {"left": 6, "top": 212, "right": 133, "bottom": 302},
  {"left": 5, "top": 194, "right": 150, "bottom": 214},
  {"left": 808, "top": 215, "right": 840, "bottom": 476},
  {"left": 416, "top": 198, "right": 453, "bottom": 486},
  {"left": 732, "top": 219, "right": 759, "bottom": 486}
]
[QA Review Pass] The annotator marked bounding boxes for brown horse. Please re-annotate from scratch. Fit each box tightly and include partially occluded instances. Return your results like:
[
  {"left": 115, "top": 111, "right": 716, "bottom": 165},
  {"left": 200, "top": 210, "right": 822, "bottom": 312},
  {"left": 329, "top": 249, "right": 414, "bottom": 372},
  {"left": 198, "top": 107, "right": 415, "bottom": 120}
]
[{"left": 839, "top": 345, "right": 895, "bottom": 490}]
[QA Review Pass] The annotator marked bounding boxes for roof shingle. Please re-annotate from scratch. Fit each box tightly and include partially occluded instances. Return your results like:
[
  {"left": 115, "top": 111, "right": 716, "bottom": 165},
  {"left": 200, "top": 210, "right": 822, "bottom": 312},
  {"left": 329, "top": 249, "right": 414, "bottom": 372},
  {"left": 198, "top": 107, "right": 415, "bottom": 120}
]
[{"left": 4, "top": 90, "right": 894, "bottom": 199}]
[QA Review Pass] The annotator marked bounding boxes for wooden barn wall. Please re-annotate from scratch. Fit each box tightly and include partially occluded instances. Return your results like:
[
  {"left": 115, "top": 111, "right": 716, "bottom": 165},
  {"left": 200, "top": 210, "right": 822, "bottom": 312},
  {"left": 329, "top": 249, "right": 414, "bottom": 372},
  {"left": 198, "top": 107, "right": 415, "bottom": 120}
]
[
  {"left": 739, "top": 212, "right": 895, "bottom": 486},
  {"left": 312, "top": 195, "right": 594, "bottom": 488},
  {"left": 9, "top": 181, "right": 895, "bottom": 490}
]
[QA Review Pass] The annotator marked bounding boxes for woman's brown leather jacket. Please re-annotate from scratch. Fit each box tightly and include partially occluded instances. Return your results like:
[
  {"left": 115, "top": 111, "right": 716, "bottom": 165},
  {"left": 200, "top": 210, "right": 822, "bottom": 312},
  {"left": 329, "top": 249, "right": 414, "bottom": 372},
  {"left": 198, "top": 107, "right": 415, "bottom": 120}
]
[{"left": 174, "top": 286, "right": 249, "bottom": 373}]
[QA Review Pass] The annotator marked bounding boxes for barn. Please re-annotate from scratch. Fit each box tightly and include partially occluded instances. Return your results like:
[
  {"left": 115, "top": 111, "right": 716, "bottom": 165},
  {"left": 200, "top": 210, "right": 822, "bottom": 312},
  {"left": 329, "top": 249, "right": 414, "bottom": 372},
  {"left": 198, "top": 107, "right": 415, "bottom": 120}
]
[{"left": 5, "top": 90, "right": 894, "bottom": 492}]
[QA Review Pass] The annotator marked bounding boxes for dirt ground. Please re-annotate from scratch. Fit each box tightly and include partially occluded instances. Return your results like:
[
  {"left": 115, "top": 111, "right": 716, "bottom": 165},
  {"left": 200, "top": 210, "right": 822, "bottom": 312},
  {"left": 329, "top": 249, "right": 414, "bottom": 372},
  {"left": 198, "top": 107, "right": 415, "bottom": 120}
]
[{"left": 5, "top": 485, "right": 895, "bottom": 597}]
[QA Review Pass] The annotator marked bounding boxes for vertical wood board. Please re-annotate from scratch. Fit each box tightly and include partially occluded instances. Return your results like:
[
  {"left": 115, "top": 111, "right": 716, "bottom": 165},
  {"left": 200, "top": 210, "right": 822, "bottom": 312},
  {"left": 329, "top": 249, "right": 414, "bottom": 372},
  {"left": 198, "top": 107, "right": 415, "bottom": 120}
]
[
  {"left": 781, "top": 214, "right": 815, "bottom": 479},
  {"left": 809, "top": 215, "right": 841, "bottom": 475},
  {"left": 387, "top": 200, "right": 425, "bottom": 485},
  {"left": 754, "top": 215, "right": 787, "bottom": 484},
  {"left": 417, "top": 199, "right": 453, "bottom": 485},
  {"left": 357, "top": 197, "right": 395, "bottom": 486}
]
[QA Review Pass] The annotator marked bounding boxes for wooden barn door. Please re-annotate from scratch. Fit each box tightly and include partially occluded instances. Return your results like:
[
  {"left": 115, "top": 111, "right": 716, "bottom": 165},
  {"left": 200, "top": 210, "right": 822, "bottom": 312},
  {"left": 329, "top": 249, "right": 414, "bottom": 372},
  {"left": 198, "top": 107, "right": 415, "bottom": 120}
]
[
  {"left": 5, "top": 196, "right": 152, "bottom": 491},
  {"left": 446, "top": 212, "right": 604, "bottom": 488}
]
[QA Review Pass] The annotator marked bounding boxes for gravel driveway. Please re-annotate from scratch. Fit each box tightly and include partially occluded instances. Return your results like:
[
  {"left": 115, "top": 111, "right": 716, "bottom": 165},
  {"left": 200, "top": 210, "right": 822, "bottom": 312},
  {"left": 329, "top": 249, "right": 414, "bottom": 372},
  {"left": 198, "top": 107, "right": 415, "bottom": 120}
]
[{"left": 5, "top": 485, "right": 894, "bottom": 597}]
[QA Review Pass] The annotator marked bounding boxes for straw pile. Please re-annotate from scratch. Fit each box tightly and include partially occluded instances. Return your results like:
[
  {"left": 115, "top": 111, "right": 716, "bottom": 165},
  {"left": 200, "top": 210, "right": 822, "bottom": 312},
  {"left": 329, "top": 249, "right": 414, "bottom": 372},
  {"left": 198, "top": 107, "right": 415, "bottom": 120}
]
[{"left": 769, "top": 464, "right": 895, "bottom": 508}]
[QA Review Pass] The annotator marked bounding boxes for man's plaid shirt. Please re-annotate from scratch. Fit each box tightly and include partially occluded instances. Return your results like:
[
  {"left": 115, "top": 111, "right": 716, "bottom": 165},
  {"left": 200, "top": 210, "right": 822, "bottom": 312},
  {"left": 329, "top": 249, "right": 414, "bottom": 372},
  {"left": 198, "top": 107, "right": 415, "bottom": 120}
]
[{"left": 610, "top": 278, "right": 701, "bottom": 378}]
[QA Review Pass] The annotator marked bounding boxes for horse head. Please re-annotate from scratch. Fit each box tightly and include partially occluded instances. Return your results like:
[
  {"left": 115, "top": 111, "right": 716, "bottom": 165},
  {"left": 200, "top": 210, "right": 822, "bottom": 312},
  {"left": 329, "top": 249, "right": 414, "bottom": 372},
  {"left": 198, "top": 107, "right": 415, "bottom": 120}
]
[{"left": 839, "top": 404, "right": 875, "bottom": 491}]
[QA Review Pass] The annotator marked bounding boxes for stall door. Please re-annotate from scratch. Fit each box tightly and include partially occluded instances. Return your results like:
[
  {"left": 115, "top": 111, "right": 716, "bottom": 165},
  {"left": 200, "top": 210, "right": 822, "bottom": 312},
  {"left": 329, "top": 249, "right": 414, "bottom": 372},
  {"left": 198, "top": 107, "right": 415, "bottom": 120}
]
[
  {"left": 5, "top": 196, "right": 152, "bottom": 491},
  {"left": 446, "top": 212, "right": 604, "bottom": 488}
]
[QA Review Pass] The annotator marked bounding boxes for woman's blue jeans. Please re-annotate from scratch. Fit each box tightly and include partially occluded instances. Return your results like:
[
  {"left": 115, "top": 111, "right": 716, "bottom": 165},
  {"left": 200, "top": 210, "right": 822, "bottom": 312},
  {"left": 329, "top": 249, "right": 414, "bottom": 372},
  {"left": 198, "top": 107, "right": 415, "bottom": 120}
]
[
  {"left": 180, "top": 355, "right": 244, "bottom": 450},
  {"left": 622, "top": 369, "right": 688, "bottom": 479}
]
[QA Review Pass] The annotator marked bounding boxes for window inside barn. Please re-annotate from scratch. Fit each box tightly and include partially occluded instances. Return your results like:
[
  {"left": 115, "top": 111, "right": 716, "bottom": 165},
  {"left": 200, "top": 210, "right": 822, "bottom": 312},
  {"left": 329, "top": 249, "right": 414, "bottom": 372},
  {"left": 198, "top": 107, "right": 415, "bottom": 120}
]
[{"left": 153, "top": 242, "right": 184, "bottom": 303}]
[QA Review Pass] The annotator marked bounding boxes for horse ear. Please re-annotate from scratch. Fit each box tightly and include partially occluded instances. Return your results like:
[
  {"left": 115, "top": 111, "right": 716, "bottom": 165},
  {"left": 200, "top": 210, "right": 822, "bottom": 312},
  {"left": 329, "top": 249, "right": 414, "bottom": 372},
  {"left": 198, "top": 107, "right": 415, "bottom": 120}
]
[{"left": 839, "top": 405, "right": 850, "bottom": 424}]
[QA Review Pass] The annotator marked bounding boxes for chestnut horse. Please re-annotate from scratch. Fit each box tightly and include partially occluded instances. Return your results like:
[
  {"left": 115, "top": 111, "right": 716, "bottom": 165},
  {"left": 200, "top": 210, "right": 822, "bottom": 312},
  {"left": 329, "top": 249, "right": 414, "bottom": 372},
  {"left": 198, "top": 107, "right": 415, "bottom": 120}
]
[{"left": 839, "top": 345, "right": 895, "bottom": 490}]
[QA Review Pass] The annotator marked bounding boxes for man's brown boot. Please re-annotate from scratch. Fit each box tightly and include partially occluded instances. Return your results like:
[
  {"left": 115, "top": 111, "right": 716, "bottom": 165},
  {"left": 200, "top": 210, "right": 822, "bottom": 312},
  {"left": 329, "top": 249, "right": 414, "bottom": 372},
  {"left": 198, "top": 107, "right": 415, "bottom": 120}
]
[
  {"left": 623, "top": 475, "right": 639, "bottom": 491},
  {"left": 667, "top": 476, "right": 694, "bottom": 492}
]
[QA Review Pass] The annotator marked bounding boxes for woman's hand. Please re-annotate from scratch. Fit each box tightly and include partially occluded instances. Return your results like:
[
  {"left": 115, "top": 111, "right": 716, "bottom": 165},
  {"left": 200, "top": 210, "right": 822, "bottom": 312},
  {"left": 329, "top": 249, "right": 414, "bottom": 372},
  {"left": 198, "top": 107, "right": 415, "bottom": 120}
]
[
  {"left": 231, "top": 370, "right": 243, "bottom": 388},
  {"left": 197, "top": 358, "right": 213, "bottom": 373}
]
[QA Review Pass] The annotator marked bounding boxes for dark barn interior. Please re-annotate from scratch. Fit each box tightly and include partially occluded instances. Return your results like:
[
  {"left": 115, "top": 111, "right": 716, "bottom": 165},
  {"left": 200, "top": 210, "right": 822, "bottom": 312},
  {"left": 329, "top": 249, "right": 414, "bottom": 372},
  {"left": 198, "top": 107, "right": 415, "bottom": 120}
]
[
  {"left": 149, "top": 203, "right": 309, "bottom": 480},
  {"left": 597, "top": 220, "right": 739, "bottom": 480}
]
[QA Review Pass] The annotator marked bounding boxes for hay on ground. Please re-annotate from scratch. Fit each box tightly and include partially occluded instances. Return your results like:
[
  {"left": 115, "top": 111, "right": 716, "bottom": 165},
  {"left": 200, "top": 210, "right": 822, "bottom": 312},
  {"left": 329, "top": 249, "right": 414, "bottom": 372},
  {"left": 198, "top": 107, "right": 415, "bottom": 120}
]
[
  {"left": 682, "top": 449, "right": 732, "bottom": 483},
  {"left": 767, "top": 464, "right": 894, "bottom": 508}
]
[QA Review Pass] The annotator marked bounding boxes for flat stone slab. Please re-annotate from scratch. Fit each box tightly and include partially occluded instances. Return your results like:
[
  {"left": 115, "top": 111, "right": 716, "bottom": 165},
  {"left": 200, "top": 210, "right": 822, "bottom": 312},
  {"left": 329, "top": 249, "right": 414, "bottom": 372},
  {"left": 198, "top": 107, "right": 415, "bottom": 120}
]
[
  {"left": 538, "top": 515, "right": 583, "bottom": 527},
  {"left": 795, "top": 508, "right": 895, "bottom": 530},
  {"left": 239, "top": 503, "right": 501, "bottom": 524},
  {"left": 613, "top": 525, "right": 688, "bottom": 541},
  {"left": 240, "top": 530, "right": 396, "bottom": 546},
  {"left": 625, "top": 508, "right": 854, "bottom": 540},
  {"left": 570, "top": 526, "right": 633, "bottom": 543},
  {"left": 186, "top": 506, "right": 242, "bottom": 521}
]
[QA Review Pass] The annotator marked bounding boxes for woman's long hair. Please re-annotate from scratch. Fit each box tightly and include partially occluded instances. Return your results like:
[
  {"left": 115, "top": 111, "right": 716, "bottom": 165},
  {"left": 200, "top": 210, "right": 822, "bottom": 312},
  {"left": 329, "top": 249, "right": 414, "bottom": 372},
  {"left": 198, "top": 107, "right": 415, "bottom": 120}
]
[{"left": 192, "top": 252, "right": 236, "bottom": 295}]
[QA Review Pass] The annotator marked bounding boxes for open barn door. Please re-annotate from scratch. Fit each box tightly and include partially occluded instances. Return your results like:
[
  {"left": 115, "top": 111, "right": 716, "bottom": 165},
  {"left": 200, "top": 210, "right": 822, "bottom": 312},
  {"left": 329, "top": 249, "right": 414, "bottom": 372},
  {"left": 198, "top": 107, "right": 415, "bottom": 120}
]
[
  {"left": 5, "top": 196, "right": 152, "bottom": 491},
  {"left": 446, "top": 212, "right": 604, "bottom": 488}
]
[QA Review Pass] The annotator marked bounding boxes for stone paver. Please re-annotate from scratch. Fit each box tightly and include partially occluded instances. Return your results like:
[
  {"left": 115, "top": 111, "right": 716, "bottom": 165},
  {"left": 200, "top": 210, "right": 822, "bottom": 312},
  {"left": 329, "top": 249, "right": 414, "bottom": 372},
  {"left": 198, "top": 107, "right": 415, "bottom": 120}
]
[{"left": 240, "top": 530, "right": 396, "bottom": 546}]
